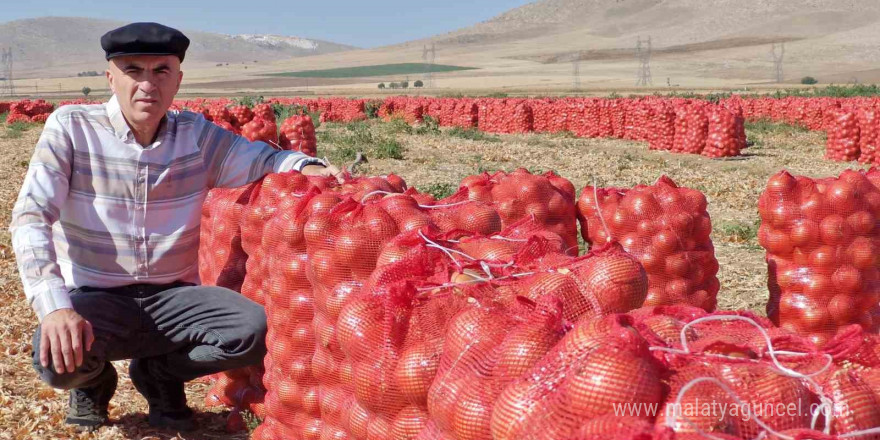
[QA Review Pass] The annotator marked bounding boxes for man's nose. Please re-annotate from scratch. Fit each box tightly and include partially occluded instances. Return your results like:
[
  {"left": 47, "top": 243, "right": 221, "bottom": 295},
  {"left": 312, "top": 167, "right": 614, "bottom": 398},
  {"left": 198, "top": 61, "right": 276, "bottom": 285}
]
[{"left": 139, "top": 78, "right": 157, "bottom": 94}]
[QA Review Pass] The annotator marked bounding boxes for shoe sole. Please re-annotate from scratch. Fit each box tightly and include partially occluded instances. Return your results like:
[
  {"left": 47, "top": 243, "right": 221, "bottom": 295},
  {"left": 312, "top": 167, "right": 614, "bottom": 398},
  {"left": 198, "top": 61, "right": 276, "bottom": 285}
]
[{"left": 65, "top": 416, "right": 107, "bottom": 432}]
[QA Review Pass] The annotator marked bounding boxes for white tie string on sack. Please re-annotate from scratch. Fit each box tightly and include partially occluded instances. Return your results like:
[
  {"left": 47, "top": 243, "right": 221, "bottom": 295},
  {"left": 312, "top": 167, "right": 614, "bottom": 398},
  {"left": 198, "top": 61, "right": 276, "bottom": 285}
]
[
  {"left": 668, "top": 376, "right": 797, "bottom": 440},
  {"left": 652, "top": 314, "right": 836, "bottom": 436},
  {"left": 489, "top": 235, "right": 528, "bottom": 243},
  {"left": 670, "top": 376, "right": 880, "bottom": 440},
  {"left": 414, "top": 270, "right": 537, "bottom": 293},
  {"left": 360, "top": 190, "right": 396, "bottom": 202},
  {"left": 418, "top": 200, "right": 472, "bottom": 209},
  {"left": 592, "top": 178, "right": 613, "bottom": 244},
  {"left": 414, "top": 230, "right": 539, "bottom": 292},
  {"left": 418, "top": 230, "right": 471, "bottom": 269}
]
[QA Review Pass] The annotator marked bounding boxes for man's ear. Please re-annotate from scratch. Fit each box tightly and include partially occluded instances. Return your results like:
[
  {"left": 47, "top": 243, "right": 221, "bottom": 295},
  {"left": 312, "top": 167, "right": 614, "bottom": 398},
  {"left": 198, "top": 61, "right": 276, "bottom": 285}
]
[
  {"left": 176, "top": 70, "right": 183, "bottom": 93},
  {"left": 105, "top": 66, "right": 115, "bottom": 95}
]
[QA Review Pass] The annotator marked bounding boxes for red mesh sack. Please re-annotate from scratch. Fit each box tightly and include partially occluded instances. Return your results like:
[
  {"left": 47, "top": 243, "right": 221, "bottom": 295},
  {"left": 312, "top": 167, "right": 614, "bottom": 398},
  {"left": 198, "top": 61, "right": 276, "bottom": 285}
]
[
  {"left": 570, "top": 415, "right": 661, "bottom": 440},
  {"left": 491, "top": 314, "right": 665, "bottom": 440},
  {"left": 242, "top": 117, "right": 279, "bottom": 145},
  {"left": 229, "top": 105, "right": 254, "bottom": 127},
  {"left": 198, "top": 183, "right": 258, "bottom": 293},
  {"left": 825, "top": 109, "right": 860, "bottom": 162},
  {"left": 577, "top": 176, "right": 719, "bottom": 311},
  {"left": 702, "top": 105, "right": 745, "bottom": 158},
  {"left": 457, "top": 169, "right": 579, "bottom": 253},
  {"left": 672, "top": 103, "right": 708, "bottom": 155},
  {"left": 657, "top": 360, "right": 819, "bottom": 439},
  {"left": 820, "top": 369, "right": 880, "bottom": 438},
  {"left": 253, "top": 103, "right": 277, "bottom": 122},
  {"left": 759, "top": 170, "right": 880, "bottom": 346},
  {"left": 198, "top": 183, "right": 266, "bottom": 409},
  {"left": 858, "top": 108, "right": 880, "bottom": 166},
  {"left": 821, "top": 324, "right": 880, "bottom": 370},
  {"left": 518, "top": 242, "right": 648, "bottom": 322},
  {"left": 279, "top": 114, "right": 318, "bottom": 157},
  {"left": 452, "top": 100, "right": 478, "bottom": 129},
  {"left": 648, "top": 104, "right": 676, "bottom": 151},
  {"left": 426, "top": 294, "right": 567, "bottom": 440}
]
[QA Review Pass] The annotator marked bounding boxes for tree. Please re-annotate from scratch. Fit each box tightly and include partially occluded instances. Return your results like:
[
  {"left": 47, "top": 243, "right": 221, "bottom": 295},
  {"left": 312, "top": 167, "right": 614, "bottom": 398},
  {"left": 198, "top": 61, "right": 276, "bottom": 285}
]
[
  {"left": 389, "top": 82, "right": 400, "bottom": 89},
  {"left": 378, "top": 83, "right": 386, "bottom": 89},
  {"left": 401, "top": 80, "right": 409, "bottom": 89},
  {"left": 414, "top": 80, "right": 424, "bottom": 88},
  {"left": 801, "top": 76, "right": 818, "bottom": 85},
  {"left": 82, "top": 87, "right": 91, "bottom": 97}
]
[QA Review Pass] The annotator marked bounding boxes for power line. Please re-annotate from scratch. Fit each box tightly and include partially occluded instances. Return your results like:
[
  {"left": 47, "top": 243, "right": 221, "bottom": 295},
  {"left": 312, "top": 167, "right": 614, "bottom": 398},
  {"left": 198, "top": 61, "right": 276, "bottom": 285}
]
[{"left": 636, "top": 36, "right": 652, "bottom": 87}]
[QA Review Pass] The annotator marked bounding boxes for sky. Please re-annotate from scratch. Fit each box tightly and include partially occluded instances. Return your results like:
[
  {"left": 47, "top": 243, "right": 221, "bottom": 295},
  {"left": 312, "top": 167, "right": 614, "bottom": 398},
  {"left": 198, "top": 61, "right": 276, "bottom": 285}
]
[{"left": 3, "top": 0, "right": 536, "bottom": 48}]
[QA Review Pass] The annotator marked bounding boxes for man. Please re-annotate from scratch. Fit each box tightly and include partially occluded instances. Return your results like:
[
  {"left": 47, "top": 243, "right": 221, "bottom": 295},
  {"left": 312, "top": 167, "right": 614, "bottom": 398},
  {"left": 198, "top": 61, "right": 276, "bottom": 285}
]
[{"left": 10, "top": 22, "right": 341, "bottom": 432}]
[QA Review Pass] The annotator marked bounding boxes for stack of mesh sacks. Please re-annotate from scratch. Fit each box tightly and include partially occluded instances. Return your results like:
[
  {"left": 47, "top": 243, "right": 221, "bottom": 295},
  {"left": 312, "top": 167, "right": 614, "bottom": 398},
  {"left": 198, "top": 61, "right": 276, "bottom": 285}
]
[
  {"left": 475, "top": 99, "right": 534, "bottom": 134},
  {"left": 702, "top": 104, "right": 746, "bottom": 158},
  {"left": 759, "top": 169, "right": 880, "bottom": 346},
  {"left": 240, "top": 169, "right": 649, "bottom": 440},
  {"left": 251, "top": 209, "right": 652, "bottom": 440},
  {"left": 577, "top": 176, "right": 720, "bottom": 311},
  {"left": 198, "top": 182, "right": 263, "bottom": 422},
  {"left": 198, "top": 172, "right": 407, "bottom": 425}
]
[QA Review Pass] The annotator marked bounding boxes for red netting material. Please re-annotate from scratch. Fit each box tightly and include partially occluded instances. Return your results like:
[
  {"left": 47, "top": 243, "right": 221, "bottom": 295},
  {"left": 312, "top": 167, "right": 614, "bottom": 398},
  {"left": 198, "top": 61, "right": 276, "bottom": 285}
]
[
  {"left": 702, "top": 106, "right": 746, "bottom": 159},
  {"left": 657, "top": 360, "right": 819, "bottom": 438},
  {"left": 491, "top": 314, "right": 665, "bottom": 440},
  {"left": 825, "top": 109, "right": 861, "bottom": 162},
  {"left": 577, "top": 176, "right": 720, "bottom": 311},
  {"left": 648, "top": 104, "right": 676, "bottom": 152},
  {"left": 858, "top": 109, "right": 880, "bottom": 166},
  {"left": 759, "top": 170, "right": 880, "bottom": 346},
  {"left": 424, "top": 294, "right": 567, "bottom": 440},
  {"left": 672, "top": 103, "right": 708, "bottom": 155},
  {"left": 455, "top": 169, "right": 579, "bottom": 253},
  {"left": 279, "top": 114, "right": 318, "bottom": 156},
  {"left": 199, "top": 183, "right": 258, "bottom": 293},
  {"left": 198, "top": 182, "right": 264, "bottom": 419}
]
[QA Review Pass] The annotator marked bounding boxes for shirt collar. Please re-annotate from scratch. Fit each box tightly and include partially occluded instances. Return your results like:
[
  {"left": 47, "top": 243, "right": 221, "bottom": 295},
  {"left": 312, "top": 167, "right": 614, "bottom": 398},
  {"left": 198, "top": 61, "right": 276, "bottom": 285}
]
[
  {"left": 107, "top": 94, "right": 133, "bottom": 142},
  {"left": 106, "top": 94, "right": 171, "bottom": 147}
]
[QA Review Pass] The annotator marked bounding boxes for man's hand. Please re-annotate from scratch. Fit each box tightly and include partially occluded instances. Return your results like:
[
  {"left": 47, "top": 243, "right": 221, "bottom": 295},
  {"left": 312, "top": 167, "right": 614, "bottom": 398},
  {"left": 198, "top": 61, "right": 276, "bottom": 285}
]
[
  {"left": 302, "top": 162, "right": 345, "bottom": 183},
  {"left": 40, "top": 308, "right": 94, "bottom": 375}
]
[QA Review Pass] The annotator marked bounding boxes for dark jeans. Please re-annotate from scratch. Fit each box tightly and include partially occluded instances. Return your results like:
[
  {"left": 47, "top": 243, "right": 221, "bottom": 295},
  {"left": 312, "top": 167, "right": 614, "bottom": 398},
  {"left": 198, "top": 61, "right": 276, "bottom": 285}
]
[{"left": 31, "top": 282, "right": 267, "bottom": 390}]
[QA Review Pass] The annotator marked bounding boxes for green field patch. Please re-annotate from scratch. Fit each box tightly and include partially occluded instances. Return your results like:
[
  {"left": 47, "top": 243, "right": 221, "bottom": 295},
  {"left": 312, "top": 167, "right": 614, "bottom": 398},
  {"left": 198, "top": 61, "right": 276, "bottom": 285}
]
[{"left": 266, "top": 63, "right": 476, "bottom": 78}]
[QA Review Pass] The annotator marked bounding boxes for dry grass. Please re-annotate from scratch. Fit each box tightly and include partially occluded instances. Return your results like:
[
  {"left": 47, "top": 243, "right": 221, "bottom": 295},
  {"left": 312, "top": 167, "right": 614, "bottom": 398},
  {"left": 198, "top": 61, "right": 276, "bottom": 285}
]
[{"left": 0, "top": 118, "right": 859, "bottom": 438}]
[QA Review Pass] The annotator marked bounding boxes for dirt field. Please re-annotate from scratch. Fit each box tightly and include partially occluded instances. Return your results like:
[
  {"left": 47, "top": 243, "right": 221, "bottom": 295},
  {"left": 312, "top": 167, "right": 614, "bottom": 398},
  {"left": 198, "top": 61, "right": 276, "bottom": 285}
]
[{"left": 0, "top": 117, "right": 859, "bottom": 439}]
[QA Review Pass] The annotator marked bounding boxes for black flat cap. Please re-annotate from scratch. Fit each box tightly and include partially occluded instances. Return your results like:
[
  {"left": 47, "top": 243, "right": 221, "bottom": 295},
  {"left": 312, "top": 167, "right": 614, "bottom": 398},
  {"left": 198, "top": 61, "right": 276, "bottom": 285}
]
[{"left": 101, "top": 22, "right": 190, "bottom": 62}]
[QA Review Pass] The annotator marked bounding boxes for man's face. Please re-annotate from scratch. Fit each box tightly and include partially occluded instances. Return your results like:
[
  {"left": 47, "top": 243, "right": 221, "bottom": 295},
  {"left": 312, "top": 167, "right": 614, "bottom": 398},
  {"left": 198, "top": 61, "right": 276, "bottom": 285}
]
[{"left": 106, "top": 55, "right": 183, "bottom": 128}]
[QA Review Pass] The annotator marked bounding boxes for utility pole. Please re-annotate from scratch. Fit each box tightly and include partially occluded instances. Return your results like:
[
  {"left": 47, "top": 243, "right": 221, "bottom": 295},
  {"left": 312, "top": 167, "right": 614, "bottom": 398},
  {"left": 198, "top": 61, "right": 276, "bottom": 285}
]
[
  {"left": 422, "top": 43, "right": 436, "bottom": 88},
  {"left": 636, "top": 36, "right": 653, "bottom": 87},
  {"left": 572, "top": 58, "right": 581, "bottom": 91},
  {"left": 0, "top": 47, "right": 15, "bottom": 97},
  {"left": 771, "top": 42, "right": 785, "bottom": 83}
]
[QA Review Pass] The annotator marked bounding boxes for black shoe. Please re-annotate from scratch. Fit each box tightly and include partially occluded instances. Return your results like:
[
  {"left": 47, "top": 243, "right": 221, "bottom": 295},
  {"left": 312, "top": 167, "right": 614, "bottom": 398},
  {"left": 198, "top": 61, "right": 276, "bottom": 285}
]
[
  {"left": 65, "top": 363, "right": 118, "bottom": 431},
  {"left": 128, "top": 358, "right": 196, "bottom": 432}
]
